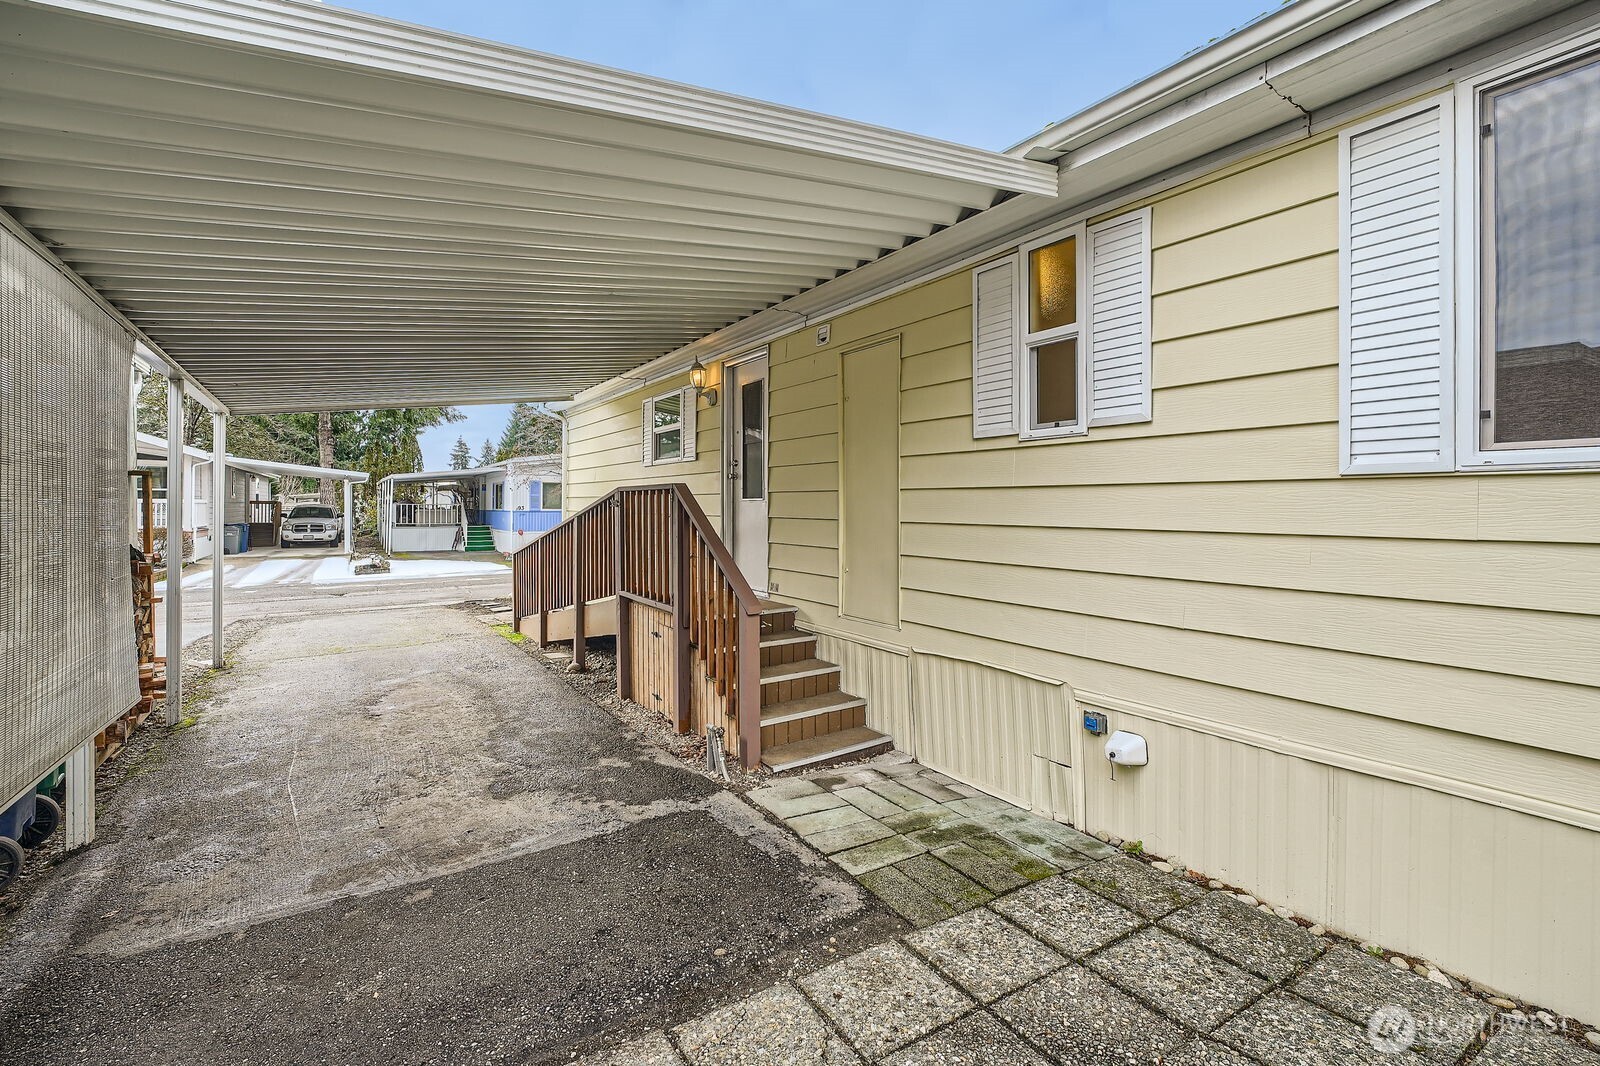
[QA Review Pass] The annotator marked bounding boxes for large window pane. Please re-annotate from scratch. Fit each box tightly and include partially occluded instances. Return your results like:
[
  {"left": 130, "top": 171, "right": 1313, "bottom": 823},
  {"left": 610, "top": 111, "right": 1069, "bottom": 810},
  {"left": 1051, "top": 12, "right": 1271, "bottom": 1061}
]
[
  {"left": 1029, "top": 236, "right": 1077, "bottom": 333},
  {"left": 1033, "top": 338, "right": 1079, "bottom": 427},
  {"left": 1488, "top": 54, "right": 1600, "bottom": 445},
  {"left": 740, "top": 380, "right": 764, "bottom": 501},
  {"left": 653, "top": 428, "right": 681, "bottom": 461}
]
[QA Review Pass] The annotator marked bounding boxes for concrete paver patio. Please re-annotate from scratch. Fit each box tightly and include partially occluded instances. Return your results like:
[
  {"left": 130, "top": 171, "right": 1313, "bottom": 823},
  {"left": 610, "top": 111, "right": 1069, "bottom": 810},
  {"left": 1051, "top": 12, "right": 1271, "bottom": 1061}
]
[{"left": 581, "top": 764, "right": 1600, "bottom": 1066}]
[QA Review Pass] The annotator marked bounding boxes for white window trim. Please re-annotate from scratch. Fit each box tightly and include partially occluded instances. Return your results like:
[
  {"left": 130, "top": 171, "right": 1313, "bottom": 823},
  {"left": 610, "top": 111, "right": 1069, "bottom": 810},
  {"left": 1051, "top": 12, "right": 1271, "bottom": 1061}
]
[
  {"left": 1018, "top": 222, "right": 1090, "bottom": 441},
  {"left": 645, "top": 386, "right": 693, "bottom": 466},
  {"left": 1453, "top": 28, "right": 1600, "bottom": 471}
]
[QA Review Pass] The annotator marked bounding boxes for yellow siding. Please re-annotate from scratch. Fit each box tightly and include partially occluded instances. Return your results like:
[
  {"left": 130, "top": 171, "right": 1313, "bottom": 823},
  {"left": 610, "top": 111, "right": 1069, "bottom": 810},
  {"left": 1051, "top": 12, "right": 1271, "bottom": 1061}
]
[
  {"left": 560, "top": 128, "right": 1600, "bottom": 1019},
  {"left": 564, "top": 370, "right": 723, "bottom": 521},
  {"left": 760, "top": 133, "right": 1600, "bottom": 1018}
]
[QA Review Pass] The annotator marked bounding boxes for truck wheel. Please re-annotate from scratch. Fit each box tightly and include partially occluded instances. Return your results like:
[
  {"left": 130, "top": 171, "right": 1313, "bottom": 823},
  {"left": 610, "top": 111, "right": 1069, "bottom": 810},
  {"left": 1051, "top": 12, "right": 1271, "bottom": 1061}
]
[
  {"left": 20, "top": 795, "right": 62, "bottom": 848},
  {"left": 0, "top": 838, "right": 23, "bottom": 891}
]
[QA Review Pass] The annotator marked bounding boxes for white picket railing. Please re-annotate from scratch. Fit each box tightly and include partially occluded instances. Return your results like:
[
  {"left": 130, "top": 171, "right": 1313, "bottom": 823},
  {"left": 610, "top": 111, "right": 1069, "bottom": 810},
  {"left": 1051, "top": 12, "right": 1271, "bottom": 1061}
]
[{"left": 392, "top": 502, "right": 460, "bottom": 527}]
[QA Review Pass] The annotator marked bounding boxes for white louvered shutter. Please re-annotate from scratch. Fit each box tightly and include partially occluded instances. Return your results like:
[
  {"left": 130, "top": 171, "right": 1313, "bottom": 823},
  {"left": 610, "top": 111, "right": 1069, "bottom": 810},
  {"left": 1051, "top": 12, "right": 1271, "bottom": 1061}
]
[
  {"left": 1087, "top": 208, "right": 1152, "bottom": 426},
  {"left": 1339, "top": 96, "right": 1455, "bottom": 474},
  {"left": 641, "top": 396, "right": 656, "bottom": 466},
  {"left": 680, "top": 386, "right": 697, "bottom": 461},
  {"left": 971, "top": 257, "right": 1019, "bottom": 437}
]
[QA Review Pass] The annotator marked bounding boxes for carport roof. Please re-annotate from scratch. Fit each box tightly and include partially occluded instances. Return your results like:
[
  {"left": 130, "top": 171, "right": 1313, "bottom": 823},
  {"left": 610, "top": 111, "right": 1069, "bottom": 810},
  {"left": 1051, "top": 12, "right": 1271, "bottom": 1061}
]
[
  {"left": 135, "top": 431, "right": 369, "bottom": 482},
  {"left": 0, "top": 0, "right": 1056, "bottom": 414}
]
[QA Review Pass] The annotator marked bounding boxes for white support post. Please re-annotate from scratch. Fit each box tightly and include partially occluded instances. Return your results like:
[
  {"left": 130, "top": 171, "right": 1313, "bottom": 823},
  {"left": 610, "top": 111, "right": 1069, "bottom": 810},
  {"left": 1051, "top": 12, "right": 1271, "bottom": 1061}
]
[
  {"left": 63, "top": 738, "right": 95, "bottom": 849},
  {"left": 211, "top": 411, "right": 227, "bottom": 668},
  {"left": 165, "top": 377, "right": 185, "bottom": 726},
  {"left": 343, "top": 479, "right": 354, "bottom": 558}
]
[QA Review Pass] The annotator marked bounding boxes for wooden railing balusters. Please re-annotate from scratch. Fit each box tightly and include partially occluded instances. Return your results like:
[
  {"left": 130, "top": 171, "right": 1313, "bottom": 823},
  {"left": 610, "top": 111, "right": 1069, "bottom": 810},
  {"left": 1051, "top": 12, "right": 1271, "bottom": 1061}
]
[{"left": 510, "top": 482, "right": 764, "bottom": 768}]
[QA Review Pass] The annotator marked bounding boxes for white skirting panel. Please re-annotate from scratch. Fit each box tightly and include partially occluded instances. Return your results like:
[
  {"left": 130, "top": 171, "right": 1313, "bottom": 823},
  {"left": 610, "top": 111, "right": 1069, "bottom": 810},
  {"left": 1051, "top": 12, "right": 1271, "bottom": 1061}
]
[{"left": 1077, "top": 702, "right": 1600, "bottom": 1023}]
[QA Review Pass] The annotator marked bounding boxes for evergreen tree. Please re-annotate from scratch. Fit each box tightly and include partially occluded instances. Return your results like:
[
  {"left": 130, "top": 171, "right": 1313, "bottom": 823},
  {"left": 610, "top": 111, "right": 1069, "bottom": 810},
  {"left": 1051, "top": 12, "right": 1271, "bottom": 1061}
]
[
  {"left": 135, "top": 373, "right": 462, "bottom": 518},
  {"left": 495, "top": 402, "right": 562, "bottom": 460},
  {"left": 449, "top": 436, "right": 473, "bottom": 470},
  {"left": 477, "top": 439, "right": 496, "bottom": 466}
]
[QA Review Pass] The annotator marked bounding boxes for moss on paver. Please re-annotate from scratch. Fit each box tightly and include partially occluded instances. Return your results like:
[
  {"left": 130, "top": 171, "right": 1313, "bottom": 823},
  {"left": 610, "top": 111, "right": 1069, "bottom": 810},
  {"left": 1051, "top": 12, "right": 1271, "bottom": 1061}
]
[
  {"left": 856, "top": 864, "right": 957, "bottom": 926},
  {"left": 965, "top": 833, "right": 1059, "bottom": 882},
  {"left": 894, "top": 854, "right": 994, "bottom": 913}
]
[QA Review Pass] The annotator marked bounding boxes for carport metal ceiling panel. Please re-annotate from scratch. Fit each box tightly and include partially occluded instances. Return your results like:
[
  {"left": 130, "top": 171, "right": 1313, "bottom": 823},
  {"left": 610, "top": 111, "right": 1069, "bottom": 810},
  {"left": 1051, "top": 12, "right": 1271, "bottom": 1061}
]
[{"left": 0, "top": 0, "right": 1056, "bottom": 413}]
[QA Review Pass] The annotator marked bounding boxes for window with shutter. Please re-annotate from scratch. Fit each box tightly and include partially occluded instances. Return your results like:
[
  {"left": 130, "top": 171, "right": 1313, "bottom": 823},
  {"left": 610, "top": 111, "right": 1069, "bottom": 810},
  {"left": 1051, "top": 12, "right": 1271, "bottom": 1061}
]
[
  {"left": 1087, "top": 208, "right": 1153, "bottom": 427},
  {"left": 971, "top": 257, "right": 1019, "bottom": 438},
  {"left": 643, "top": 387, "right": 695, "bottom": 465},
  {"left": 1339, "top": 95, "right": 1456, "bottom": 475}
]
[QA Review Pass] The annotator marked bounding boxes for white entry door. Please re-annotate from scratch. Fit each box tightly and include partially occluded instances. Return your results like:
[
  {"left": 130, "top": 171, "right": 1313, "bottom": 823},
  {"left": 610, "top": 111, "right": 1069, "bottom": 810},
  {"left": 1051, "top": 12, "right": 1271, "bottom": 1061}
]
[{"left": 726, "top": 353, "right": 769, "bottom": 592}]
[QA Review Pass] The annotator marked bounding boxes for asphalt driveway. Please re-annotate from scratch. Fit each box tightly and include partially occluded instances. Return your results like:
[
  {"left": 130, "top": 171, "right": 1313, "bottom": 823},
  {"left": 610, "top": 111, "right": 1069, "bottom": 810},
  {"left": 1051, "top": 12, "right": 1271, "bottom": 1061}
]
[{"left": 0, "top": 599, "right": 899, "bottom": 1065}]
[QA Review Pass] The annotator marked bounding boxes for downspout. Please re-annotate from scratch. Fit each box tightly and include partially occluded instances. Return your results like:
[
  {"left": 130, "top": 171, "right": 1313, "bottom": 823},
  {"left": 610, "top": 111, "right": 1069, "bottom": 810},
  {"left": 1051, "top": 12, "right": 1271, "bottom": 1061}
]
[{"left": 556, "top": 405, "right": 571, "bottom": 519}]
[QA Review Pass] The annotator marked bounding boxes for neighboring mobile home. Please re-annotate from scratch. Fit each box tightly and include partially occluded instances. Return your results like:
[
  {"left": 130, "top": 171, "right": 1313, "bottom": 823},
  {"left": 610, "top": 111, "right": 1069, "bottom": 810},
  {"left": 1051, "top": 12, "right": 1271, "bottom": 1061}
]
[
  {"left": 134, "top": 433, "right": 366, "bottom": 555},
  {"left": 133, "top": 433, "right": 273, "bottom": 560},
  {"left": 378, "top": 456, "right": 562, "bottom": 555},
  {"left": 557, "top": 2, "right": 1600, "bottom": 1020}
]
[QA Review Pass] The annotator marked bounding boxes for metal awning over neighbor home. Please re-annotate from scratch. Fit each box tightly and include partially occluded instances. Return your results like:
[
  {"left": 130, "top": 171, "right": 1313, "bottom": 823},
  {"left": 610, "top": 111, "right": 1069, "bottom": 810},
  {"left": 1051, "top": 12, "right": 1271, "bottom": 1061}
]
[
  {"left": 0, "top": 0, "right": 1055, "bottom": 413},
  {"left": 134, "top": 432, "right": 370, "bottom": 486}
]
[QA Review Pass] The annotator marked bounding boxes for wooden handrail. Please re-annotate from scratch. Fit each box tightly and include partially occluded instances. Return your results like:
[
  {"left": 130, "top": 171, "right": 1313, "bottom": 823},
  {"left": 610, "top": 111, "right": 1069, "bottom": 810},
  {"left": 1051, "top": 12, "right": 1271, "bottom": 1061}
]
[{"left": 512, "top": 483, "right": 764, "bottom": 768}]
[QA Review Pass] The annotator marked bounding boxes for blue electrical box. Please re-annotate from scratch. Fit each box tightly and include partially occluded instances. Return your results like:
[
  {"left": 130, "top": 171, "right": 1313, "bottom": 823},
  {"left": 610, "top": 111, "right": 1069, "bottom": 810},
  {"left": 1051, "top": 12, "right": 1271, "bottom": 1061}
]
[{"left": 1083, "top": 710, "right": 1108, "bottom": 736}]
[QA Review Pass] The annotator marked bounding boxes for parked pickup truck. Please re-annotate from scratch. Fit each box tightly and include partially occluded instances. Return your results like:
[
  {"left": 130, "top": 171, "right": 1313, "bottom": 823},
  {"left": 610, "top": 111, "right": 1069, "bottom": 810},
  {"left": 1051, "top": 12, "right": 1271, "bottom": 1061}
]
[{"left": 280, "top": 503, "right": 343, "bottom": 547}]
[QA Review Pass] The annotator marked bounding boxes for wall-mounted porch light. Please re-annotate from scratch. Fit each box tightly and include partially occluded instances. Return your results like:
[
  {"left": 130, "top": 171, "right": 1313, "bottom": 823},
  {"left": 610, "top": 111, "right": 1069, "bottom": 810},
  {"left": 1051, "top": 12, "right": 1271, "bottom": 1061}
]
[{"left": 689, "top": 357, "right": 718, "bottom": 406}]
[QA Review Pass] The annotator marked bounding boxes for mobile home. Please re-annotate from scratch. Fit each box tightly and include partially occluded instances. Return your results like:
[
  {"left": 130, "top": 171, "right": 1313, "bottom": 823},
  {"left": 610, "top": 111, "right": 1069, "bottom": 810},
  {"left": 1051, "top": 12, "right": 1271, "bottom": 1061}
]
[{"left": 556, "top": 1, "right": 1600, "bottom": 1020}]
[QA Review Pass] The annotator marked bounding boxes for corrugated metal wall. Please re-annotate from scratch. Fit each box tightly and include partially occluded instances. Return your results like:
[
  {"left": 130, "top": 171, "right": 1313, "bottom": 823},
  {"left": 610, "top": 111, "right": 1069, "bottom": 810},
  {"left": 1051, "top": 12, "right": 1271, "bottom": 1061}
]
[{"left": 1, "top": 226, "right": 139, "bottom": 806}]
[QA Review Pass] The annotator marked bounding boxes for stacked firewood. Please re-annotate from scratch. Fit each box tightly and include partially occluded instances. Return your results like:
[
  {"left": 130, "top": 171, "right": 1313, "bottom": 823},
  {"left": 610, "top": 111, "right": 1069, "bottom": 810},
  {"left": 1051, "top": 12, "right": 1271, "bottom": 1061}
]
[{"left": 97, "top": 552, "right": 166, "bottom": 766}]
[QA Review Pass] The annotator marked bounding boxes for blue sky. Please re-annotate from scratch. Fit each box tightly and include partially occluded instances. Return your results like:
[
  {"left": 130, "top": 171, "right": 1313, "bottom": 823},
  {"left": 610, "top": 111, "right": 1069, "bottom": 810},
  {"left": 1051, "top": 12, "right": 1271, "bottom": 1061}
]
[{"left": 379, "top": 0, "right": 1280, "bottom": 467}]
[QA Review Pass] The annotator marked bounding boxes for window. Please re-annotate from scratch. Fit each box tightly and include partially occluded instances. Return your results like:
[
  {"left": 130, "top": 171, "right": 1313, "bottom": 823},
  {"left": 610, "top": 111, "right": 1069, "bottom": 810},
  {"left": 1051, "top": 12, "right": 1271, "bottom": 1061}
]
[
  {"left": 1479, "top": 51, "right": 1600, "bottom": 452},
  {"left": 642, "top": 386, "right": 697, "bottom": 465},
  {"left": 540, "top": 480, "right": 562, "bottom": 511},
  {"left": 970, "top": 208, "right": 1151, "bottom": 441},
  {"left": 1020, "top": 227, "right": 1087, "bottom": 439},
  {"left": 1338, "top": 38, "right": 1600, "bottom": 474},
  {"left": 493, "top": 482, "right": 504, "bottom": 509},
  {"left": 652, "top": 392, "right": 683, "bottom": 461}
]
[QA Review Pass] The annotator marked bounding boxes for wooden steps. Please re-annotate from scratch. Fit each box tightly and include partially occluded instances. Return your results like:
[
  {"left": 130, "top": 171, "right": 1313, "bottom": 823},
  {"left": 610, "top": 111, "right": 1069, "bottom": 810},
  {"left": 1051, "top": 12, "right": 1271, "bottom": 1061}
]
[
  {"left": 761, "top": 726, "right": 894, "bottom": 773},
  {"left": 760, "top": 658, "right": 840, "bottom": 685},
  {"left": 761, "top": 691, "right": 866, "bottom": 727},
  {"left": 756, "top": 600, "right": 894, "bottom": 772}
]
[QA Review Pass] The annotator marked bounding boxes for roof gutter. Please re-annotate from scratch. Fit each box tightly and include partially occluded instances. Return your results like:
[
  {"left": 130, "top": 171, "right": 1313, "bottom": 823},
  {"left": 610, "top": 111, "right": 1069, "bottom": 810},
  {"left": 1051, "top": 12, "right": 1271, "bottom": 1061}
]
[{"left": 1008, "top": 0, "right": 1396, "bottom": 160}]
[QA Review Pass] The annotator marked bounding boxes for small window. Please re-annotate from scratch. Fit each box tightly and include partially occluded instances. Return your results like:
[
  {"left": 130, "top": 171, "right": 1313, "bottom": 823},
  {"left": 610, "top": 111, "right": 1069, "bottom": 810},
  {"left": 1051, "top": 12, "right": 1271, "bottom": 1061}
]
[
  {"left": 540, "top": 480, "right": 562, "bottom": 511},
  {"left": 1020, "top": 228, "right": 1087, "bottom": 439},
  {"left": 641, "top": 386, "right": 697, "bottom": 465},
  {"left": 1480, "top": 51, "right": 1600, "bottom": 450},
  {"left": 493, "top": 483, "right": 504, "bottom": 509}
]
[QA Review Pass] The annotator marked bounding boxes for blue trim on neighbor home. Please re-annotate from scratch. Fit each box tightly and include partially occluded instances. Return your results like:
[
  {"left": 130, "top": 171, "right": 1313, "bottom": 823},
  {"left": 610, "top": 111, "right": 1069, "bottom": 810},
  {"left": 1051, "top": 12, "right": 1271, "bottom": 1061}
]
[{"left": 482, "top": 508, "right": 561, "bottom": 534}]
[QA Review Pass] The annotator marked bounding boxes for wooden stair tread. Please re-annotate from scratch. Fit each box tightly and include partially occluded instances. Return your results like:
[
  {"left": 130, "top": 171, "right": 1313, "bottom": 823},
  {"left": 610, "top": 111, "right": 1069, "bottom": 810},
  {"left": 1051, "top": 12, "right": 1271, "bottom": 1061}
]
[
  {"left": 759, "top": 628, "right": 815, "bottom": 648},
  {"left": 760, "top": 657, "right": 840, "bottom": 684},
  {"left": 762, "top": 727, "right": 892, "bottom": 772},
  {"left": 761, "top": 691, "right": 866, "bottom": 726},
  {"left": 758, "top": 598, "right": 797, "bottom": 615}
]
